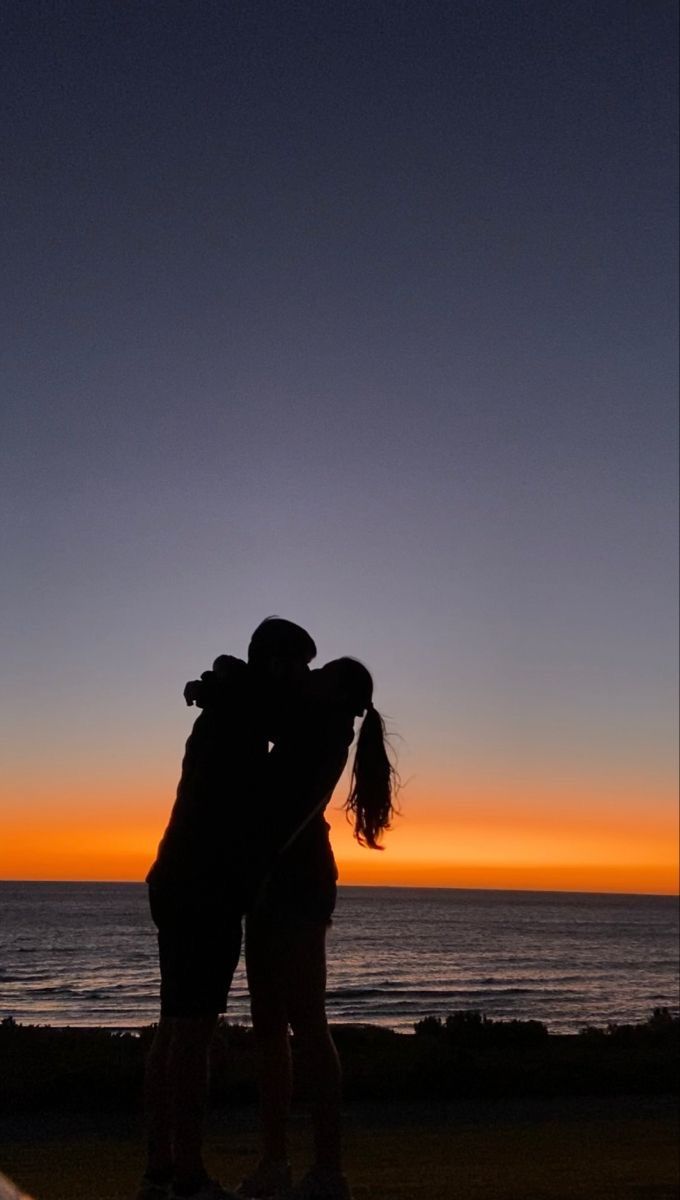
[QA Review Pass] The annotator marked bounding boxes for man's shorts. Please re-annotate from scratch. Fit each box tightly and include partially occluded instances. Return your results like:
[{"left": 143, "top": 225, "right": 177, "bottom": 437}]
[{"left": 148, "top": 884, "right": 243, "bottom": 1018}]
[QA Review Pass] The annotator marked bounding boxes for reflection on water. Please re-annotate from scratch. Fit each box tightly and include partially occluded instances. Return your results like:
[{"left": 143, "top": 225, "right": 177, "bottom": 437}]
[{"left": 0, "top": 883, "right": 677, "bottom": 1032}]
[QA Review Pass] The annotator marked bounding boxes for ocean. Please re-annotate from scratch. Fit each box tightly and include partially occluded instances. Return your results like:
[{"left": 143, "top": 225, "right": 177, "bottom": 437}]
[{"left": 0, "top": 882, "right": 677, "bottom": 1033}]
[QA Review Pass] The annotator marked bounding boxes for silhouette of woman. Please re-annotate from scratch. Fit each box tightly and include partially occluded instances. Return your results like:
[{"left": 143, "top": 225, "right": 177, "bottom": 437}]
[{"left": 238, "top": 659, "right": 397, "bottom": 1200}]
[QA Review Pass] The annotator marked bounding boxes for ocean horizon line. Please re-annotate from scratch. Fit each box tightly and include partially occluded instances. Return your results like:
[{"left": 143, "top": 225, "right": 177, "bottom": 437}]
[{"left": 0, "top": 878, "right": 677, "bottom": 899}]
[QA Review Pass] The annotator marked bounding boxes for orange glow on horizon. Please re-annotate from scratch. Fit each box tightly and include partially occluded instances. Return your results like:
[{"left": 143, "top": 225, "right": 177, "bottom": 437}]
[{"left": 1, "top": 777, "right": 677, "bottom": 896}]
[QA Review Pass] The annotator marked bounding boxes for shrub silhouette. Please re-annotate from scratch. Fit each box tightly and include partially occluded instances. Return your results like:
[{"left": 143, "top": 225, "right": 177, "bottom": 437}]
[
  {"left": 0, "top": 1009, "right": 676, "bottom": 1113},
  {"left": 414, "top": 1010, "right": 549, "bottom": 1047}
]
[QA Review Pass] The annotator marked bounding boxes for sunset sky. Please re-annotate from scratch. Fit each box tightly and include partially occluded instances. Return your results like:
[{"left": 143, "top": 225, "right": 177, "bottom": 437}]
[{"left": 2, "top": 1, "right": 678, "bottom": 894}]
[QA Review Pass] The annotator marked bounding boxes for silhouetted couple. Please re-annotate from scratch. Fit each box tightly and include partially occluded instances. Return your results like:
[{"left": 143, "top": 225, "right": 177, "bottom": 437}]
[{"left": 137, "top": 619, "right": 397, "bottom": 1200}]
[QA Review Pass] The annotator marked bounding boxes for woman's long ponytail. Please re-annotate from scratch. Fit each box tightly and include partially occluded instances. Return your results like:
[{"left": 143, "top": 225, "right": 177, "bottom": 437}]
[{"left": 346, "top": 704, "right": 398, "bottom": 849}]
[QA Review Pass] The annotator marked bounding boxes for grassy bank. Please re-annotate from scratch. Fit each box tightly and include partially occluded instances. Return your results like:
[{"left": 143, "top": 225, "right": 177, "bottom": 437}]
[{"left": 0, "top": 1009, "right": 677, "bottom": 1114}]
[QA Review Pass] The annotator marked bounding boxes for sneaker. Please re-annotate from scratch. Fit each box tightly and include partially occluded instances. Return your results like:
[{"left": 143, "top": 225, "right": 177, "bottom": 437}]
[
  {"left": 170, "top": 1181, "right": 239, "bottom": 1200},
  {"left": 236, "top": 1159, "right": 292, "bottom": 1198},
  {"left": 134, "top": 1177, "right": 171, "bottom": 1200},
  {"left": 288, "top": 1169, "right": 352, "bottom": 1200}
]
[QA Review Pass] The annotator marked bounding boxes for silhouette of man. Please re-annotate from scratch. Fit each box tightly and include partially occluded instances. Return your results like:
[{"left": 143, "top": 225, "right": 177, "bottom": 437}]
[{"left": 138, "top": 618, "right": 316, "bottom": 1200}]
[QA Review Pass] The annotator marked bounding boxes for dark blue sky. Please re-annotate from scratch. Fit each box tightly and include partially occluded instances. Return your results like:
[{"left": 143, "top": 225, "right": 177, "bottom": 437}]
[{"left": 2, "top": 2, "right": 677, "bottom": 849}]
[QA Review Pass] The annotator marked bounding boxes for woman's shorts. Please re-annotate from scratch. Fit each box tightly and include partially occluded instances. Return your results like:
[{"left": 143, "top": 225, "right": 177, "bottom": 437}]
[
  {"left": 149, "top": 885, "right": 243, "bottom": 1018},
  {"left": 256, "top": 832, "right": 339, "bottom": 926},
  {"left": 253, "top": 865, "right": 337, "bottom": 926}
]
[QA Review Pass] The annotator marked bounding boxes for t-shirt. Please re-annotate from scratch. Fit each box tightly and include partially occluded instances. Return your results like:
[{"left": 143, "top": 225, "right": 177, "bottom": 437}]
[
  {"left": 263, "top": 698, "right": 356, "bottom": 904},
  {"left": 147, "top": 657, "right": 268, "bottom": 906}
]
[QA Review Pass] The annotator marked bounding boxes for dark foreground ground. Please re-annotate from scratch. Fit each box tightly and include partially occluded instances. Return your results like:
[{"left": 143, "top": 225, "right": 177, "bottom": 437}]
[
  {"left": 0, "top": 1012, "right": 678, "bottom": 1199},
  {"left": 1, "top": 1095, "right": 677, "bottom": 1200}
]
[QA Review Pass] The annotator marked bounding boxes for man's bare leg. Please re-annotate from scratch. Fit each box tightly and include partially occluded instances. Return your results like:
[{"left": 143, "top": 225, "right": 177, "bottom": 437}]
[
  {"left": 169, "top": 1014, "right": 218, "bottom": 1194},
  {"left": 143, "top": 1018, "right": 174, "bottom": 1181}
]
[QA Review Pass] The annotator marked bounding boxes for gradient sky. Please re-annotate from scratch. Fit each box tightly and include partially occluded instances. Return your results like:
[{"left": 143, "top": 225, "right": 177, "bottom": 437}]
[{"left": 2, "top": 1, "right": 678, "bottom": 891}]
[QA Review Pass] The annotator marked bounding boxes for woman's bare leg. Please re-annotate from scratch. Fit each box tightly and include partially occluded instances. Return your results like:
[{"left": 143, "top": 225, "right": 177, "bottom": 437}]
[
  {"left": 255, "top": 1023, "right": 293, "bottom": 1163},
  {"left": 246, "top": 914, "right": 293, "bottom": 1165},
  {"left": 284, "top": 922, "right": 343, "bottom": 1173}
]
